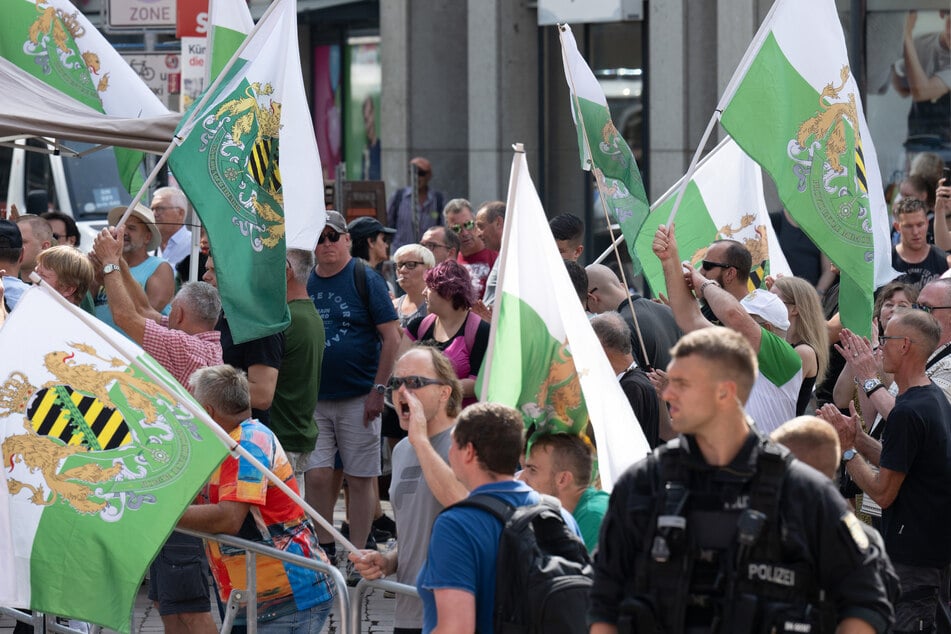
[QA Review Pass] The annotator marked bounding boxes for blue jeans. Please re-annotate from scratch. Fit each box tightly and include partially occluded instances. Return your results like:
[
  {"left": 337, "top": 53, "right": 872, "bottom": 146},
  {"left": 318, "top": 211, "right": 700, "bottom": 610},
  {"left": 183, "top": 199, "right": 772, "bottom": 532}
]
[{"left": 256, "top": 601, "right": 333, "bottom": 634}]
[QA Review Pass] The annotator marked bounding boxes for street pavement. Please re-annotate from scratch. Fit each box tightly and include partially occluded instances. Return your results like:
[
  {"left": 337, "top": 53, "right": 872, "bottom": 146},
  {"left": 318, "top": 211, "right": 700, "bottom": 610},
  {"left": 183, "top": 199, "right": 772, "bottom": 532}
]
[{"left": 0, "top": 497, "right": 403, "bottom": 634}]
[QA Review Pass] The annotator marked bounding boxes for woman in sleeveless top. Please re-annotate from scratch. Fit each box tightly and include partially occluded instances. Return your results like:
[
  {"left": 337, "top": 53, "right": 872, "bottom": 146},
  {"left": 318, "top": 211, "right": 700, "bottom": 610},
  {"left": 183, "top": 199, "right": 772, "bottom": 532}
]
[
  {"left": 770, "top": 276, "right": 829, "bottom": 415},
  {"left": 399, "top": 260, "right": 489, "bottom": 406},
  {"left": 391, "top": 243, "right": 434, "bottom": 327}
]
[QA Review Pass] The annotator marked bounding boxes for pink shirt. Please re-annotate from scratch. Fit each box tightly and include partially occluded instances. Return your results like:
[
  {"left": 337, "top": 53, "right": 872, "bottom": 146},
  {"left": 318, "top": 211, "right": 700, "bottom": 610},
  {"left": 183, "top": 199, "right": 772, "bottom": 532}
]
[{"left": 142, "top": 316, "right": 223, "bottom": 389}]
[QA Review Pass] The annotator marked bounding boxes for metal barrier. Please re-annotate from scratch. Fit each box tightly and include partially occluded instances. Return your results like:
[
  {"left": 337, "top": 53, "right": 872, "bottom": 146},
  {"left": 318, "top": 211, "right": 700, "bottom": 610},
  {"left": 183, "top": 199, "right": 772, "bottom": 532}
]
[
  {"left": 0, "top": 608, "right": 102, "bottom": 633},
  {"left": 176, "top": 527, "right": 350, "bottom": 634},
  {"left": 1, "top": 528, "right": 350, "bottom": 634},
  {"left": 349, "top": 577, "right": 419, "bottom": 634}
]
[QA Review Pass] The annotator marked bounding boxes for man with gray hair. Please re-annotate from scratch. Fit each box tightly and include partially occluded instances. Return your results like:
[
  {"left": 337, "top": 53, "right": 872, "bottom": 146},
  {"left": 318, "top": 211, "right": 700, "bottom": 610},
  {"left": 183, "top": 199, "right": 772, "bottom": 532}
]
[
  {"left": 590, "top": 312, "right": 662, "bottom": 447},
  {"left": 93, "top": 226, "right": 223, "bottom": 633},
  {"left": 444, "top": 198, "right": 497, "bottom": 298},
  {"left": 179, "top": 365, "right": 336, "bottom": 633},
  {"left": 150, "top": 186, "right": 192, "bottom": 267},
  {"left": 271, "top": 248, "right": 325, "bottom": 476}
]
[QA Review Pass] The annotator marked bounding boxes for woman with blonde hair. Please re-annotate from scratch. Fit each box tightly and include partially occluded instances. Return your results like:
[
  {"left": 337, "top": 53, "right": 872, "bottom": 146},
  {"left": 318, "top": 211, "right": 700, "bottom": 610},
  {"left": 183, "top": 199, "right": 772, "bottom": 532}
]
[
  {"left": 391, "top": 243, "right": 435, "bottom": 327},
  {"left": 771, "top": 276, "right": 829, "bottom": 415}
]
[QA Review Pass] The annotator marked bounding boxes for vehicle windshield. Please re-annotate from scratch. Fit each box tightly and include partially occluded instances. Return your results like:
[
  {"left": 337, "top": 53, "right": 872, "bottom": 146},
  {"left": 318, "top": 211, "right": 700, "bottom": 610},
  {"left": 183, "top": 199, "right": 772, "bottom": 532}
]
[{"left": 61, "top": 142, "right": 134, "bottom": 220}]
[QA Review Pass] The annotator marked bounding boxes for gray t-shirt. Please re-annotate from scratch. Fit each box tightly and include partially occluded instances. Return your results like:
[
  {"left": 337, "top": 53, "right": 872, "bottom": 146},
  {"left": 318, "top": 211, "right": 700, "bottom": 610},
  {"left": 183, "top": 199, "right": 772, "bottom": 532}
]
[{"left": 389, "top": 426, "right": 453, "bottom": 628}]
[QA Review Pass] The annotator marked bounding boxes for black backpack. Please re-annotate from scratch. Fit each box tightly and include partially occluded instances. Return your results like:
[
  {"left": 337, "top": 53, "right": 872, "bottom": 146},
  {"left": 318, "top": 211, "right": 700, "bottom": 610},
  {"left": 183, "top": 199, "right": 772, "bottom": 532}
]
[{"left": 446, "top": 493, "right": 593, "bottom": 634}]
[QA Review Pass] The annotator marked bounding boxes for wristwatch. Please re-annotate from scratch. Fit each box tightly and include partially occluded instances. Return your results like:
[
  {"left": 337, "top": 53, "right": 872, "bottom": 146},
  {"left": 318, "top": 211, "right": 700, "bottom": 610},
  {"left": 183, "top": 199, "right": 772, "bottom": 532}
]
[
  {"left": 842, "top": 448, "right": 858, "bottom": 462},
  {"left": 373, "top": 383, "right": 387, "bottom": 395},
  {"left": 862, "top": 378, "right": 884, "bottom": 398},
  {"left": 102, "top": 263, "right": 120, "bottom": 275}
]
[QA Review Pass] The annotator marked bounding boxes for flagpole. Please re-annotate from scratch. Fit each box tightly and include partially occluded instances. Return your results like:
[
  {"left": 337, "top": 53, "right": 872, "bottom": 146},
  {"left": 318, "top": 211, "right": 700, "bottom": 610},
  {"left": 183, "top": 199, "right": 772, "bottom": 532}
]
[
  {"left": 111, "top": 0, "right": 288, "bottom": 232},
  {"left": 559, "top": 24, "right": 652, "bottom": 369},
  {"left": 663, "top": 111, "right": 720, "bottom": 227},
  {"left": 26, "top": 276, "right": 359, "bottom": 554},
  {"left": 479, "top": 143, "right": 524, "bottom": 402}
]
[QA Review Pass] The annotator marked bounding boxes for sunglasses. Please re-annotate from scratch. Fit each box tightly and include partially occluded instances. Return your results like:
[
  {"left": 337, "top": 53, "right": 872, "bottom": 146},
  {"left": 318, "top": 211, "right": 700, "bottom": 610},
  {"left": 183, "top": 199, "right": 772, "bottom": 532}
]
[
  {"left": 449, "top": 220, "right": 476, "bottom": 233},
  {"left": 384, "top": 375, "right": 447, "bottom": 407},
  {"left": 700, "top": 259, "right": 734, "bottom": 271},
  {"left": 318, "top": 231, "right": 342, "bottom": 244},
  {"left": 397, "top": 261, "right": 426, "bottom": 270}
]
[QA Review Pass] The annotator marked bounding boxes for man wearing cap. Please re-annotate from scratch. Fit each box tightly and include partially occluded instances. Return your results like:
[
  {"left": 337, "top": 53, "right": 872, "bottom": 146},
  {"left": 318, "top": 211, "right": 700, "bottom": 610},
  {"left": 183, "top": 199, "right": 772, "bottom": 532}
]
[
  {"left": 653, "top": 224, "right": 802, "bottom": 433},
  {"left": 93, "top": 205, "right": 174, "bottom": 332},
  {"left": 0, "top": 220, "right": 29, "bottom": 311},
  {"left": 305, "top": 211, "right": 400, "bottom": 571},
  {"left": 387, "top": 157, "right": 446, "bottom": 252},
  {"left": 349, "top": 216, "right": 397, "bottom": 295}
]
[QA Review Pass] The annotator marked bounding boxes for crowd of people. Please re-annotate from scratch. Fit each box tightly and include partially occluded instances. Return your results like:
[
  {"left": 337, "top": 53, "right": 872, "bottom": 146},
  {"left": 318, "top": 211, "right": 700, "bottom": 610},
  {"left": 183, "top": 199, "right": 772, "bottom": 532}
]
[{"left": 1, "top": 151, "right": 951, "bottom": 634}]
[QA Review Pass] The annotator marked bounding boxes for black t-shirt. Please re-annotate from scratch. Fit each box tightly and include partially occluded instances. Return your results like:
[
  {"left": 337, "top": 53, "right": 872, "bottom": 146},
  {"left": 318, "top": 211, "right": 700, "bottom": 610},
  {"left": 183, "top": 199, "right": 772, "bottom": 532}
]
[
  {"left": 216, "top": 313, "right": 285, "bottom": 424},
  {"left": 619, "top": 367, "right": 660, "bottom": 448},
  {"left": 880, "top": 383, "right": 951, "bottom": 567},
  {"left": 891, "top": 245, "right": 949, "bottom": 292},
  {"left": 617, "top": 294, "right": 682, "bottom": 372}
]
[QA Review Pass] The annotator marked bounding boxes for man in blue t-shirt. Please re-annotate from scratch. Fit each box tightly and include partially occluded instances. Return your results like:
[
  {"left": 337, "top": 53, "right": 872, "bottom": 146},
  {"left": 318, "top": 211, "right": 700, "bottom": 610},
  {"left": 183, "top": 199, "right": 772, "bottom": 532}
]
[
  {"left": 416, "top": 402, "right": 579, "bottom": 633},
  {"left": 303, "top": 210, "right": 400, "bottom": 569}
]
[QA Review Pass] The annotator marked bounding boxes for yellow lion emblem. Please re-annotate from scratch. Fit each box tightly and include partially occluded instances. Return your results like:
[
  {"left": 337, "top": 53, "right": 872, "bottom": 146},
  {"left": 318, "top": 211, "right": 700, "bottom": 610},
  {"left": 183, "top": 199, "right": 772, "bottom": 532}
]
[{"left": 796, "top": 65, "right": 859, "bottom": 174}]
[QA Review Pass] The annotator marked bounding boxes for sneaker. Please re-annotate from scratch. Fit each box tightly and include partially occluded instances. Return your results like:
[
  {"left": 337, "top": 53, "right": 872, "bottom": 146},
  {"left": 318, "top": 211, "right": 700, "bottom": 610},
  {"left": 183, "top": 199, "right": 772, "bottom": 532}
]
[
  {"left": 345, "top": 560, "right": 362, "bottom": 587},
  {"left": 372, "top": 513, "right": 397, "bottom": 540}
]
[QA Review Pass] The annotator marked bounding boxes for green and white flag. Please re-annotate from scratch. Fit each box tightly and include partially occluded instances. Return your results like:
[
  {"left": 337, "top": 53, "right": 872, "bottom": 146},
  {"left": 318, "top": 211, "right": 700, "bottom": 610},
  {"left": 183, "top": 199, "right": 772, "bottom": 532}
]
[
  {"left": 0, "top": 286, "right": 228, "bottom": 632},
  {"left": 207, "top": 0, "right": 254, "bottom": 81},
  {"left": 718, "top": 0, "right": 895, "bottom": 338},
  {"left": 559, "top": 24, "right": 651, "bottom": 274},
  {"left": 0, "top": 0, "right": 169, "bottom": 193},
  {"left": 170, "top": 0, "right": 326, "bottom": 344},
  {"left": 479, "top": 150, "right": 650, "bottom": 492},
  {"left": 635, "top": 137, "right": 792, "bottom": 296}
]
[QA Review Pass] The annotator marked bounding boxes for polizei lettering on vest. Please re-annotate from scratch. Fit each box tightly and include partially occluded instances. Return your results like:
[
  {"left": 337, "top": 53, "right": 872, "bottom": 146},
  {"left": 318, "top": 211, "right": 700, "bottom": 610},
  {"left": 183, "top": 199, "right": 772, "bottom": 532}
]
[{"left": 747, "top": 563, "right": 795, "bottom": 586}]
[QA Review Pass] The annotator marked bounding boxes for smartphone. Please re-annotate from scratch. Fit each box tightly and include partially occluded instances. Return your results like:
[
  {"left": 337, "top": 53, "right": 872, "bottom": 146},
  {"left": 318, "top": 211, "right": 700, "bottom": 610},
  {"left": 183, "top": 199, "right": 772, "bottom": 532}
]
[{"left": 944, "top": 166, "right": 951, "bottom": 184}]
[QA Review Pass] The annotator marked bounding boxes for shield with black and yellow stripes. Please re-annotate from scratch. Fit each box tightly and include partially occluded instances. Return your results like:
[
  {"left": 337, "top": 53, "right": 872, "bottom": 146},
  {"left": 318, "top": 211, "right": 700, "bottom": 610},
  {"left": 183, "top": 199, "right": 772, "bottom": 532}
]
[{"left": 26, "top": 385, "right": 132, "bottom": 451}]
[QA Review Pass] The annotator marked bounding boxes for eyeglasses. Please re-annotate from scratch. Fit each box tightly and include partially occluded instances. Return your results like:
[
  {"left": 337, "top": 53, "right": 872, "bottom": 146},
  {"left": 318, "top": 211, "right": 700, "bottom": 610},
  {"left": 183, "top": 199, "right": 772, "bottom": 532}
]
[
  {"left": 422, "top": 241, "right": 448, "bottom": 250},
  {"left": 397, "top": 261, "right": 426, "bottom": 270},
  {"left": 51, "top": 233, "right": 62, "bottom": 241},
  {"left": 701, "top": 260, "right": 734, "bottom": 271},
  {"left": 318, "top": 231, "right": 342, "bottom": 244},
  {"left": 587, "top": 287, "right": 598, "bottom": 295},
  {"left": 449, "top": 220, "right": 476, "bottom": 233},
  {"left": 880, "top": 335, "right": 914, "bottom": 346},
  {"left": 912, "top": 303, "right": 951, "bottom": 314},
  {"left": 384, "top": 375, "right": 447, "bottom": 407}
]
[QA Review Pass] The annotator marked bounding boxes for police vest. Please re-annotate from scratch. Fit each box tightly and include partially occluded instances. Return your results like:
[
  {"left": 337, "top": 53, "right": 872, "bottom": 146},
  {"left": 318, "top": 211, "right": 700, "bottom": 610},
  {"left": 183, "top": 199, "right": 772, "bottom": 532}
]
[{"left": 623, "top": 437, "right": 834, "bottom": 634}]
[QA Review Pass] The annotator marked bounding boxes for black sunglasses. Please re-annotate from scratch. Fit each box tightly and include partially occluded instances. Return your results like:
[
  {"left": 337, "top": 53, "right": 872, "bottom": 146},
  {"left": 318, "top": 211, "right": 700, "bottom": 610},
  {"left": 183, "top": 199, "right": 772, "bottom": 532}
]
[
  {"left": 384, "top": 375, "right": 447, "bottom": 407},
  {"left": 318, "top": 231, "right": 342, "bottom": 244},
  {"left": 701, "top": 259, "right": 734, "bottom": 271}
]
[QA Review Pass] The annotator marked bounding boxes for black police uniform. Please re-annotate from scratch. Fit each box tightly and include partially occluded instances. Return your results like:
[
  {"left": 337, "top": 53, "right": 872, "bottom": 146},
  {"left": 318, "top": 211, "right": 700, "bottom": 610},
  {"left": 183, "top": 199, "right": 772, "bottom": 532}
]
[{"left": 589, "top": 432, "right": 894, "bottom": 634}]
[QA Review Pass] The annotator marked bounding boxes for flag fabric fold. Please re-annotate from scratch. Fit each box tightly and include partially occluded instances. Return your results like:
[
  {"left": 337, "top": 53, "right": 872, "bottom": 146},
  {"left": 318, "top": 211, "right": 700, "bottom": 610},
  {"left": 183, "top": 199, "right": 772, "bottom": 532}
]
[
  {"left": 559, "top": 24, "right": 651, "bottom": 275},
  {"left": 479, "top": 150, "right": 650, "bottom": 492},
  {"left": 0, "top": 286, "right": 228, "bottom": 632},
  {"left": 207, "top": 0, "right": 255, "bottom": 81},
  {"left": 169, "top": 0, "right": 326, "bottom": 344},
  {"left": 635, "top": 137, "right": 793, "bottom": 296},
  {"left": 0, "top": 0, "right": 170, "bottom": 193},
  {"left": 718, "top": 0, "right": 896, "bottom": 337}
]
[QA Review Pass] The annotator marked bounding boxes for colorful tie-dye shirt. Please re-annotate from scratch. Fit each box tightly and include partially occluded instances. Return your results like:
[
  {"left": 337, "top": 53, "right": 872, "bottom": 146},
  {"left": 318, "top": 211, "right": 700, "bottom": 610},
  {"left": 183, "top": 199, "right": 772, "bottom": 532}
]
[{"left": 201, "top": 419, "right": 335, "bottom": 621}]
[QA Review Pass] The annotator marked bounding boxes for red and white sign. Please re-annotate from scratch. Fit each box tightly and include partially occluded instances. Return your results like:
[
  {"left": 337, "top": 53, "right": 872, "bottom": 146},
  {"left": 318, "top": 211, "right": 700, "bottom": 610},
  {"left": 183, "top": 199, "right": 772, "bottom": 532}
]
[{"left": 177, "top": 0, "right": 210, "bottom": 38}]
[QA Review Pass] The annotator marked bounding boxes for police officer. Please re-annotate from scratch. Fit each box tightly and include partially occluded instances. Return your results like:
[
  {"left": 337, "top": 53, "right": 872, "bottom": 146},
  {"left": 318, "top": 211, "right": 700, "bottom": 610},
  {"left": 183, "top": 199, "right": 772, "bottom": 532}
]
[{"left": 589, "top": 327, "right": 894, "bottom": 634}]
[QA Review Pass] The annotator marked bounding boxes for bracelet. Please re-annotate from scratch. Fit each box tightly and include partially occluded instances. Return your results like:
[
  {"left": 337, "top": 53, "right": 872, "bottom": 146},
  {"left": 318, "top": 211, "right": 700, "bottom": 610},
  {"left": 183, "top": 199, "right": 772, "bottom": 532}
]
[{"left": 699, "top": 280, "right": 720, "bottom": 298}]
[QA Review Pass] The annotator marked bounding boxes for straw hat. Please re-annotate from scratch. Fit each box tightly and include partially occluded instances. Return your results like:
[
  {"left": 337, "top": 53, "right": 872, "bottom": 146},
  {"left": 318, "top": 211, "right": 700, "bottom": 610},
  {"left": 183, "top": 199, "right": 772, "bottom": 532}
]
[{"left": 108, "top": 204, "right": 161, "bottom": 252}]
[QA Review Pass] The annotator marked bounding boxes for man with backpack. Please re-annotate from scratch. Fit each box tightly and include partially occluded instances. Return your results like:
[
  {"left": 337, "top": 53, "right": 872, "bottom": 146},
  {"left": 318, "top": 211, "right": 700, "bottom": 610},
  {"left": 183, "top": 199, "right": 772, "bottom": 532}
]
[
  {"left": 417, "top": 402, "right": 591, "bottom": 634},
  {"left": 589, "top": 327, "right": 894, "bottom": 634}
]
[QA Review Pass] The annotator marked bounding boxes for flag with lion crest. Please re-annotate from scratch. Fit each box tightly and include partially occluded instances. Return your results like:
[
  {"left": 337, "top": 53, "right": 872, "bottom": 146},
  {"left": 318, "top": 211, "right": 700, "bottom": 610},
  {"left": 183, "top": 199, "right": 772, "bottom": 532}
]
[
  {"left": 0, "top": 286, "right": 228, "bottom": 632},
  {"left": 169, "top": 0, "right": 325, "bottom": 344}
]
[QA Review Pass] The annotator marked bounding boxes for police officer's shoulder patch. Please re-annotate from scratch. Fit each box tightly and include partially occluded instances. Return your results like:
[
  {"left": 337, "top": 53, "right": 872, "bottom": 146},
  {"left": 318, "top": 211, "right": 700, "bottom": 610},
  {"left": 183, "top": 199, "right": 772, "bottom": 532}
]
[{"left": 841, "top": 511, "right": 870, "bottom": 551}]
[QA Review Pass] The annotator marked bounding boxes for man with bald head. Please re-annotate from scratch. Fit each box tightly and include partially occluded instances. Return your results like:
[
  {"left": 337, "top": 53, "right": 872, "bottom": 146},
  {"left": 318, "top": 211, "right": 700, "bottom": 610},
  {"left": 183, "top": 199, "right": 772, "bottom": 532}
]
[
  {"left": 387, "top": 156, "right": 446, "bottom": 252},
  {"left": 820, "top": 309, "right": 951, "bottom": 632},
  {"left": 585, "top": 263, "right": 681, "bottom": 371}
]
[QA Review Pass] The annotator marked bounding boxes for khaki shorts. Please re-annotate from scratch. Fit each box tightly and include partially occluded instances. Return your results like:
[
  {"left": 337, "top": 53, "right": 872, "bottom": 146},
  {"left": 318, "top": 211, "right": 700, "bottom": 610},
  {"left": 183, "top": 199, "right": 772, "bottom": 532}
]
[{"left": 303, "top": 394, "right": 382, "bottom": 477}]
